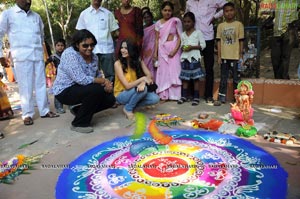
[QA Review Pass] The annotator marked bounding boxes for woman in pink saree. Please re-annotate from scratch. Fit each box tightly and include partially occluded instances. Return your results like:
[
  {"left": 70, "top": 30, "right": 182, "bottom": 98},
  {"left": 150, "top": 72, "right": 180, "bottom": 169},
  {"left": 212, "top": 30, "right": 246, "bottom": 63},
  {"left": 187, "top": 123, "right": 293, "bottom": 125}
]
[
  {"left": 142, "top": 11, "right": 156, "bottom": 81},
  {"left": 154, "top": 1, "right": 182, "bottom": 100}
]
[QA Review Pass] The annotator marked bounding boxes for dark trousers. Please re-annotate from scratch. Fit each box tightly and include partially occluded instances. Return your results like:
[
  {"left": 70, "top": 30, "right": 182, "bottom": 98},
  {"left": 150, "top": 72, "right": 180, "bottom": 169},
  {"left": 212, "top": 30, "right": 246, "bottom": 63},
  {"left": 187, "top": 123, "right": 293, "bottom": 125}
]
[
  {"left": 271, "top": 28, "right": 296, "bottom": 79},
  {"left": 202, "top": 40, "right": 215, "bottom": 99},
  {"left": 56, "top": 84, "right": 115, "bottom": 127},
  {"left": 218, "top": 59, "right": 240, "bottom": 102}
]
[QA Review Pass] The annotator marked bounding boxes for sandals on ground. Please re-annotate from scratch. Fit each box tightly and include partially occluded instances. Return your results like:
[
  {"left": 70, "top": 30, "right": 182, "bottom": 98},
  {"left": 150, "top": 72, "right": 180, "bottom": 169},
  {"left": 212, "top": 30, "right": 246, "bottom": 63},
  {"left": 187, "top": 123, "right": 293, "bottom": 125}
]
[
  {"left": 41, "top": 111, "right": 60, "bottom": 118},
  {"left": 191, "top": 98, "right": 200, "bottom": 106},
  {"left": 213, "top": 100, "right": 225, "bottom": 106},
  {"left": 23, "top": 117, "right": 34, "bottom": 125},
  {"left": 177, "top": 97, "right": 187, "bottom": 104},
  {"left": 111, "top": 103, "right": 119, "bottom": 109},
  {"left": 123, "top": 107, "right": 135, "bottom": 120}
]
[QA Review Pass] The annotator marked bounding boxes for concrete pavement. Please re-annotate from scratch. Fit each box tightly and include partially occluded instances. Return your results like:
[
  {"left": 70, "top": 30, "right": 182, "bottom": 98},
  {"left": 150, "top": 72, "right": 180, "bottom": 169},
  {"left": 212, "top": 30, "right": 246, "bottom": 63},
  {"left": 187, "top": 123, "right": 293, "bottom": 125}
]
[{"left": 0, "top": 83, "right": 300, "bottom": 199}]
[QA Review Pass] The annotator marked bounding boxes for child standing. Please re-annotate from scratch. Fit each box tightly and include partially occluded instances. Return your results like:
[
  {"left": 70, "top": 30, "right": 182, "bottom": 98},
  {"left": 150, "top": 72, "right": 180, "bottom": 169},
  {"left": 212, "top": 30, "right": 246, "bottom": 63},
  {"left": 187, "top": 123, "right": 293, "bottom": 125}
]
[
  {"left": 46, "top": 39, "right": 66, "bottom": 113},
  {"left": 0, "top": 72, "right": 8, "bottom": 90},
  {"left": 214, "top": 2, "right": 244, "bottom": 106},
  {"left": 0, "top": 76, "right": 13, "bottom": 121},
  {"left": 178, "top": 12, "right": 206, "bottom": 106}
]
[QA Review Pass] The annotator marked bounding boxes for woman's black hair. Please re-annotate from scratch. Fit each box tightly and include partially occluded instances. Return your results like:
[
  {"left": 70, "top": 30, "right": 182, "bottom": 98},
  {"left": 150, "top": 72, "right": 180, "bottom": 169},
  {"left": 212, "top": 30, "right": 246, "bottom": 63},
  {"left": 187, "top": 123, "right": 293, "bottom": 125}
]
[
  {"left": 161, "top": 1, "right": 174, "bottom": 11},
  {"left": 183, "top": 12, "right": 196, "bottom": 23},
  {"left": 71, "top": 29, "right": 97, "bottom": 51},
  {"left": 118, "top": 39, "right": 144, "bottom": 78},
  {"left": 142, "top": 10, "right": 153, "bottom": 19},
  {"left": 141, "top": 6, "right": 150, "bottom": 14}
]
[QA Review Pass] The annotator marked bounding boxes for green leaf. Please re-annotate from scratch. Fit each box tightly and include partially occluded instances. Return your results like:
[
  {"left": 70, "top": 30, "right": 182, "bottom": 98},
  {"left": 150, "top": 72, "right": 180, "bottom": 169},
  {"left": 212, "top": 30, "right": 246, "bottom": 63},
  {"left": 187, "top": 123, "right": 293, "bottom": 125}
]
[{"left": 18, "top": 139, "right": 39, "bottom": 149}]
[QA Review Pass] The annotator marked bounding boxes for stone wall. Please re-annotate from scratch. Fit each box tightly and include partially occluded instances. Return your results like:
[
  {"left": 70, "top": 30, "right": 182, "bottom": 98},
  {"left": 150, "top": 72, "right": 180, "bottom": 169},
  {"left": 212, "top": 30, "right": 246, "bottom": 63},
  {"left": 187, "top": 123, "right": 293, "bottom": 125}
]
[{"left": 199, "top": 79, "right": 300, "bottom": 108}]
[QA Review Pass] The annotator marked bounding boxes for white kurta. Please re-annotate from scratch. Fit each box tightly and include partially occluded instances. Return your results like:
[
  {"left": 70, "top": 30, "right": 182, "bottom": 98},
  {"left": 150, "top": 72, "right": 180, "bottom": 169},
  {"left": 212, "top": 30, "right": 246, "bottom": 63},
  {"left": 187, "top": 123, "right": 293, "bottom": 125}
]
[{"left": 0, "top": 5, "right": 49, "bottom": 118}]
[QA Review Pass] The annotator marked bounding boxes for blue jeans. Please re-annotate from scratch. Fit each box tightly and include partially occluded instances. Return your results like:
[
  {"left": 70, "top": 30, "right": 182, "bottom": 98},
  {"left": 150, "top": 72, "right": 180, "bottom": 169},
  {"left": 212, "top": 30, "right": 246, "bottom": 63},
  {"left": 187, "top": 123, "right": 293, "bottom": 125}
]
[{"left": 116, "top": 87, "right": 160, "bottom": 112}]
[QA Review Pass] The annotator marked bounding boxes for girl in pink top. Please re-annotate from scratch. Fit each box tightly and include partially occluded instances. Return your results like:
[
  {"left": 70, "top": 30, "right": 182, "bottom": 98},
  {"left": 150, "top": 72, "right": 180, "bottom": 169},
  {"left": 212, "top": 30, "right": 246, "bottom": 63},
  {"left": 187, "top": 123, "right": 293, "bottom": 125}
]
[{"left": 154, "top": 1, "right": 182, "bottom": 100}]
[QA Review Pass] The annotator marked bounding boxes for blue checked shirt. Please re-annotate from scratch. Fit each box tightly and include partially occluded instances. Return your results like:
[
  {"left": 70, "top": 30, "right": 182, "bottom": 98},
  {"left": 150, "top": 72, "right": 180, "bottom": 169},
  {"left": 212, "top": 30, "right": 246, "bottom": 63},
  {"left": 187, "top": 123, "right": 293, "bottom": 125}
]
[{"left": 51, "top": 47, "right": 101, "bottom": 95}]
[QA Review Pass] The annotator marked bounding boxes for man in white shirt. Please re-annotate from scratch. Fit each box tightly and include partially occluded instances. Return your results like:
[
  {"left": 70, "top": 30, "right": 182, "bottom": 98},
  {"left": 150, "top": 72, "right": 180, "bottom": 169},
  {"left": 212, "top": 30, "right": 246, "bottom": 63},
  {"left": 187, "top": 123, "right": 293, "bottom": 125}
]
[
  {"left": 0, "top": 0, "right": 59, "bottom": 125},
  {"left": 76, "top": 0, "right": 119, "bottom": 82}
]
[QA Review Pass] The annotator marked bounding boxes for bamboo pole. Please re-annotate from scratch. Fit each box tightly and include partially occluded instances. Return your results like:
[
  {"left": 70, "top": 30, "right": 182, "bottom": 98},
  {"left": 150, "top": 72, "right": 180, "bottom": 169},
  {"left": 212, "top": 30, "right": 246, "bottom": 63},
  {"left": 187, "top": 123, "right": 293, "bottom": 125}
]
[{"left": 42, "top": 0, "right": 55, "bottom": 51}]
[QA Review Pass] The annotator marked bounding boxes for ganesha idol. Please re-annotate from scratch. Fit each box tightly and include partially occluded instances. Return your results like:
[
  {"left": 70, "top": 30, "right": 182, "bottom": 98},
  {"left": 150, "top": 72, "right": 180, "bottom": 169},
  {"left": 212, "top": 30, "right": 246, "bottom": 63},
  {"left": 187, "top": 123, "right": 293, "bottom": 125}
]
[{"left": 230, "top": 80, "right": 254, "bottom": 125}]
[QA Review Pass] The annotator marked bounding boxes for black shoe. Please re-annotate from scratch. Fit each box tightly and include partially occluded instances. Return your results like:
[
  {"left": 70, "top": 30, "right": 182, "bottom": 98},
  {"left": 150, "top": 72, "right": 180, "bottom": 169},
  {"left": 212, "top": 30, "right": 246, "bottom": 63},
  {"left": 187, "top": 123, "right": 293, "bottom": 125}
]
[
  {"left": 0, "top": 132, "right": 4, "bottom": 139},
  {"left": 191, "top": 98, "right": 200, "bottom": 106},
  {"left": 177, "top": 97, "right": 187, "bottom": 104},
  {"left": 206, "top": 97, "right": 214, "bottom": 103}
]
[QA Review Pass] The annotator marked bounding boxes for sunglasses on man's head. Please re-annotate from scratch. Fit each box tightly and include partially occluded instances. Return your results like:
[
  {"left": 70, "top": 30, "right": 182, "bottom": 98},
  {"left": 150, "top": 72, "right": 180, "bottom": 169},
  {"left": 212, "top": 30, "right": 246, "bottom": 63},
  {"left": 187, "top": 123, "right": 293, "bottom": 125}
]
[{"left": 82, "top": 43, "right": 95, "bottom": 48}]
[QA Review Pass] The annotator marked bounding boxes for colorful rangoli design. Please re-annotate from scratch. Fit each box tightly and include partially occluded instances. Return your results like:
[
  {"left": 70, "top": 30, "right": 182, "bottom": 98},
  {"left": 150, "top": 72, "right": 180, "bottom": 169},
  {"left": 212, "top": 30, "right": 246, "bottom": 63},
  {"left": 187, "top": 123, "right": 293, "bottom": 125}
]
[{"left": 56, "top": 130, "right": 287, "bottom": 199}]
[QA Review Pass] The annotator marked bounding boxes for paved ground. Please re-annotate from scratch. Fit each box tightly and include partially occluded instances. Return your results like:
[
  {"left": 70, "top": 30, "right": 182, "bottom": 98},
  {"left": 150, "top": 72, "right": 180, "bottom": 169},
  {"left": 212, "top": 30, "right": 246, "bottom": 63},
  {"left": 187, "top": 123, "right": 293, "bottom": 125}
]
[{"left": 0, "top": 82, "right": 300, "bottom": 199}]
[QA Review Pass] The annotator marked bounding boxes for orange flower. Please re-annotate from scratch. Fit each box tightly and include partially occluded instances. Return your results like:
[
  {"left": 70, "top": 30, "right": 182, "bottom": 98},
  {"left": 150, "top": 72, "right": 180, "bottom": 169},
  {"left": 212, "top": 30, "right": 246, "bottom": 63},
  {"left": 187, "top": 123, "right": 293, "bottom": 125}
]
[{"left": 16, "top": 155, "right": 25, "bottom": 166}]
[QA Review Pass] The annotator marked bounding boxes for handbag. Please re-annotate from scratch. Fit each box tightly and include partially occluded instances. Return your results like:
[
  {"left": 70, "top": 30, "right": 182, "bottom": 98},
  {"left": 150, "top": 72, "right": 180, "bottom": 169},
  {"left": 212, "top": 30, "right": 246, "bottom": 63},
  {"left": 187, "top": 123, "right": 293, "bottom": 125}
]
[{"left": 146, "top": 83, "right": 158, "bottom": 92}]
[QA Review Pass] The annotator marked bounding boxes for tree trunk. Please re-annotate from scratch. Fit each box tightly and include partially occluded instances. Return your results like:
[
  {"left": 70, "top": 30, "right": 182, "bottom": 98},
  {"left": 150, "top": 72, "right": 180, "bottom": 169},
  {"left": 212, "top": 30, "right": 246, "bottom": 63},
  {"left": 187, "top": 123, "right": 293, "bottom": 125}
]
[
  {"left": 243, "top": 0, "right": 252, "bottom": 26},
  {"left": 42, "top": 0, "right": 55, "bottom": 50},
  {"left": 59, "top": 4, "right": 66, "bottom": 40},
  {"left": 254, "top": 1, "right": 260, "bottom": 23}
]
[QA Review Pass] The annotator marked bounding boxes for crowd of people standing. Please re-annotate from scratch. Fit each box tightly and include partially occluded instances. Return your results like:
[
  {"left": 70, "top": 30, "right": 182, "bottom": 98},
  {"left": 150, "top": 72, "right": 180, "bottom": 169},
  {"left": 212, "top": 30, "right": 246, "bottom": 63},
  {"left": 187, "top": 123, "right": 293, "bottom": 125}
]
[{"left": 0, "top": 0, "right": 299, "bottom": 135}]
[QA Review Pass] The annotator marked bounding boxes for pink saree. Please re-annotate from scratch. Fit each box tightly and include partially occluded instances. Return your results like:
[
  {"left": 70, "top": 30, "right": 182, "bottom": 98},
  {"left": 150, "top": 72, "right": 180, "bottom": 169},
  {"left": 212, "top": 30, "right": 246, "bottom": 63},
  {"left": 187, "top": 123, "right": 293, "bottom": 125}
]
[
  {"left": 142, "top": 24, "right": 156, "bottom": 81},
  {"left": 155, "top": 17, "right": 182, "bottom": 100}
]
